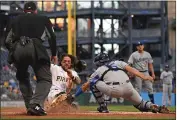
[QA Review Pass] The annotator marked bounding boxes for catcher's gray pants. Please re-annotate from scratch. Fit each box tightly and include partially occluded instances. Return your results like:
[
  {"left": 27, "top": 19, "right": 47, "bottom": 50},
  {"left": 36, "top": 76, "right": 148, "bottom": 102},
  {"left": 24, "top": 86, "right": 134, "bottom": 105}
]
[
  {"left": 95, "top": 80, "right": 153, "bottom": 109},
  {"left": 162, "top": 84, "right": 172, "bottom": 106},
  {"left": 134, "top": 71, "right": 153, "bottom": 94},
  {"left": 14, "top": 41, "right": 52, "bottom": 109}
]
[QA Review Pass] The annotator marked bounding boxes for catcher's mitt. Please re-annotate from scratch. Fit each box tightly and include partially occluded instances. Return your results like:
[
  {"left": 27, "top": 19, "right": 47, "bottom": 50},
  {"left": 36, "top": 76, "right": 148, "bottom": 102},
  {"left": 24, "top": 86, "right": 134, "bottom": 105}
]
[{"left": 74, "top": 60, "right": 87, "bottom": 72}]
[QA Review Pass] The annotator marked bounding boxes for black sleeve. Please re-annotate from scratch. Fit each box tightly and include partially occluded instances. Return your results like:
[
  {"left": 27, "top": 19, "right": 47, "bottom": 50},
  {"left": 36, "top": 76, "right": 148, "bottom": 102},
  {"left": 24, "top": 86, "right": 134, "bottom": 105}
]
[
  {"left": 5, "top": 29, "right": 13, "bottom": 50},
  {"left": 5, "top": 19, "right": 14, "bottom": 50},
  {"left": 44, "top": 16, "right": 56, "bottom": 56}
]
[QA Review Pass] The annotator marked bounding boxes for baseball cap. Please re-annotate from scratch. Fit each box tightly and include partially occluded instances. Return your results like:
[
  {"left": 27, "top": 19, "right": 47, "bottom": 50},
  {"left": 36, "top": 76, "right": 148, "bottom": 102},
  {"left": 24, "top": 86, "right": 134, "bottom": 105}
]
[
  {"left": 165, "top": 64, "right": 169, "bottom": 68},
  {"left": 136, "top": 41, "right": 144, "bottom": 46},
  {"left": 24, "top": 2, "right": 37, "bottom": 11}
]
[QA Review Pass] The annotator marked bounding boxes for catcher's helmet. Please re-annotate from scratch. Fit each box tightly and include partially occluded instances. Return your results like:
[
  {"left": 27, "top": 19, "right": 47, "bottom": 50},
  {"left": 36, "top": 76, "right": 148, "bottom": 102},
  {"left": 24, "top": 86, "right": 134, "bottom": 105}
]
[{"left": 94, "top": 53, "right": 110, "bottom": 67}]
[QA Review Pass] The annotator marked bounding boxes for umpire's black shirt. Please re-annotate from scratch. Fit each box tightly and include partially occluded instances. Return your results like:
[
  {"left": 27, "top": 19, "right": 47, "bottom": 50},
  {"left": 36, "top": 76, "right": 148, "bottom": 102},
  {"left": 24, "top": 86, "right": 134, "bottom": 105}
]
[{"left": 5, "top": 12, "right": 56, "bottom": 63}]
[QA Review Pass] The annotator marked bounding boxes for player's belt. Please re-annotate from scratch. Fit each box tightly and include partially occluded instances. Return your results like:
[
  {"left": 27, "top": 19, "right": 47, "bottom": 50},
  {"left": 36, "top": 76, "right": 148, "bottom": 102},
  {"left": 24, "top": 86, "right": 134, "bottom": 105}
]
[
  {"left": 106, "top": 80, "right": 130, "bottom": 85},
  {"left": 139, "top": 70, "right": 148, "bottom": 72}
]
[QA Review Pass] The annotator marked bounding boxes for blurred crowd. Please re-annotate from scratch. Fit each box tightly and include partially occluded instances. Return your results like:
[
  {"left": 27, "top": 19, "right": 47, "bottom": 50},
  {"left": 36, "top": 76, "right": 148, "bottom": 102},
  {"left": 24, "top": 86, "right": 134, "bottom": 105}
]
[{"left": 0, "top": 47, "right": 37, "bottom": 101}]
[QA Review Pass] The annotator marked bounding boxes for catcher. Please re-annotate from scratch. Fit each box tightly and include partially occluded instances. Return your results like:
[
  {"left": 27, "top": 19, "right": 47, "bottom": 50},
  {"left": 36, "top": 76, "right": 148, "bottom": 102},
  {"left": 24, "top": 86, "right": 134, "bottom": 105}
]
[
  {"left": 69, "top": 53, "right": 170, "bottom": 114},
  {"left": 45, "top": 53, "right": 85, "bottom": 110}
]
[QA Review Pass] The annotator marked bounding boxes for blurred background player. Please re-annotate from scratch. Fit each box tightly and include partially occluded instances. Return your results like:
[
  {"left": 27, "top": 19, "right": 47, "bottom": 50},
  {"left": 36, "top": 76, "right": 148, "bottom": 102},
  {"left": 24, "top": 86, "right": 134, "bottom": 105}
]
[
  {"left": 160, "top": 64, "right": 174, "bottom": 106},
  {"left": 70, "top": 53, "right": 169, "bottom": 113},
  {"left": 128, "top": 41, "right": 155, "bottom": 103}
]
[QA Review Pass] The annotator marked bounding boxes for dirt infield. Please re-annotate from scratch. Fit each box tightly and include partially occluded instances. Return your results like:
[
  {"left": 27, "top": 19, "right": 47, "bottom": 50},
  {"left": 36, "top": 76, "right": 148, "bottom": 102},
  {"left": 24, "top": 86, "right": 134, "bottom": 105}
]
[{"left": 1, "top": 107, "right": 176, "bottom": 119}]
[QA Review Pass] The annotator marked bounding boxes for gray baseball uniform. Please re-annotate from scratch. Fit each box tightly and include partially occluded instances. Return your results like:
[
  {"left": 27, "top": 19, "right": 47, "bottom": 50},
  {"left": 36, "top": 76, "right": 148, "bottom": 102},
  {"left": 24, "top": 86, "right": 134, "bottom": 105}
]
[
  {"left": 160, "top": 70, "right": 173, "bottom": 106},
  {"left": 128, "top": 51, "right": 153, "bottom": 94},
  {"left": 89, "top": 60, "right": 154, "bottom": 111}
]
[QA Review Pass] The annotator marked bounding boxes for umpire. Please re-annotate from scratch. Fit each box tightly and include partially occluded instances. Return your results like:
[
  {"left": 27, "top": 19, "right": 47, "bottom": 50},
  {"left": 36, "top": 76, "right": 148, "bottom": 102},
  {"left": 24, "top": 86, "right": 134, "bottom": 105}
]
[{"left": 5, "top": 2, "right": 57, "bottom": 116}]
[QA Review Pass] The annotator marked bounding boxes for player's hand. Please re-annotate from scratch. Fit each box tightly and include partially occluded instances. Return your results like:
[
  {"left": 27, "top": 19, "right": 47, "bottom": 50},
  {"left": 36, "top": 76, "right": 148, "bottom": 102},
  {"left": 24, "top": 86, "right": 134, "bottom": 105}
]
[
  {"left": 144, "top": 76, "right": 154, "bottom": 82},
  {"left": 66, "top": 69, "right": 73, "bottom": 78},
  {"left": 51, "top": 56, "right": 58, "bottom": 64},
  {"left": 127, "top": 72, "right": 135, "bottom": 79}
]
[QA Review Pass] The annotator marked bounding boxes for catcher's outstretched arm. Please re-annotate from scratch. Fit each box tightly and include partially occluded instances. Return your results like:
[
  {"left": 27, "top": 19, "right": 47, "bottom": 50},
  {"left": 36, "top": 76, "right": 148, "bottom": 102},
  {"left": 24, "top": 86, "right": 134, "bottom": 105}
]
[
  {"left": 74, "top": 75, "right": 100, "bottom": 97},
  {"left": 75, "top": 81, "right": 90, "bottom": 97}
]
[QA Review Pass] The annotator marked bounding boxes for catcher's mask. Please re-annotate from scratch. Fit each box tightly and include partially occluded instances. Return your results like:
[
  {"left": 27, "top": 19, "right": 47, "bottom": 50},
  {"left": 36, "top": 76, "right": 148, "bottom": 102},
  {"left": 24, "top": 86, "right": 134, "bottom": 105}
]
[{"left": 94, "top": 53, "right": 110, "bottom": 67}]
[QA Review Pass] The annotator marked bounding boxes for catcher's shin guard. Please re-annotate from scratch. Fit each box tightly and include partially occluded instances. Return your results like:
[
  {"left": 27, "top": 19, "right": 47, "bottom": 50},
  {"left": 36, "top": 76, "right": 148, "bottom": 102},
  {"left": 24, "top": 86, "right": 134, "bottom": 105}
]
[
  {"left": 133, "top": 99, "right": 152, "bottom": 112},
  {"left": 90, "top": 85, "right": 108, "bottom": 112}
]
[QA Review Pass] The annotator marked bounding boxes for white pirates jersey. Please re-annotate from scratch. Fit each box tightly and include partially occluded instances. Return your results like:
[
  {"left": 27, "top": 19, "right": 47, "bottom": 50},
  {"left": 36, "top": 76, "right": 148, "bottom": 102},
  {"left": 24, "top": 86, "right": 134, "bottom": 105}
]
[{"left": 50, "top": 64, "right": 79, "bottom": 92}]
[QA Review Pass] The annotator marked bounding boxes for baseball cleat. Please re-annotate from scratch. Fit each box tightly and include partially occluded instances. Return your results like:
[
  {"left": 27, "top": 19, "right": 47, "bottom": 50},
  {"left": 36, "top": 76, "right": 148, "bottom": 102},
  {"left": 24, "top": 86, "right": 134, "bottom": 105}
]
[
  {"left": 150, "top": 104, "right": 159, "bottom": 113},
  {"left": 50, "top": 93, "right": 67, "bottom": 108},
  {"left": 158, "top": 105, "right": 170, "bottom": 113},
  {"left": 97, "top": 106, "right": 109, "bottom": 113}
]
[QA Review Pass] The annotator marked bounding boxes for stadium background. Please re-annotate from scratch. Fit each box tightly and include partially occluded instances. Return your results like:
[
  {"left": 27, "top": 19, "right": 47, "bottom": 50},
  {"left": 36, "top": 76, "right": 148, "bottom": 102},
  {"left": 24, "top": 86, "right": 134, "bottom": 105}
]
[{"left": 0, "top": 1, "right": 176, "bottom": 107}]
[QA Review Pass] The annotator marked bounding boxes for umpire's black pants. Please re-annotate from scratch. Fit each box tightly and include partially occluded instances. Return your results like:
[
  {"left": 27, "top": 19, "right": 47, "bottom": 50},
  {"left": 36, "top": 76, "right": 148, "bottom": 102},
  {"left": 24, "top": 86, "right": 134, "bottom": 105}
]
[{"left": 13, "top": 41, "right": 52, "bottom": 109}]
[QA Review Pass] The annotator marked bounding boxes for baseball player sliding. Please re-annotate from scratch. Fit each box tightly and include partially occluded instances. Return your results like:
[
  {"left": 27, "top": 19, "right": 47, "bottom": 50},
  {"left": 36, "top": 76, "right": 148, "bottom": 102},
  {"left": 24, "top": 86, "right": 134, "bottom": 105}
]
[
  {"left": 45, "top": 54, "right": 81, "bottom": 109},
  {"left": 128, "top": 41, "right": 155, "bottom": 103},
  {"left": 68, "top": 53, "right": 169, "bottom": 113}
]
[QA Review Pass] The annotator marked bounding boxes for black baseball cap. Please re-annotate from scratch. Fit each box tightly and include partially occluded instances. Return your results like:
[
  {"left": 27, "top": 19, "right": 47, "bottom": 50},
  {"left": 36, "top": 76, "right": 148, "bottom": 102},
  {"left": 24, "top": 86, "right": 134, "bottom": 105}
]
[
  {"left": 24, "top": 2, "right": 37, "bottom": 12},
  {"left": 165, "top": 64, "right": 169, "bottom": 68},
  {"left": 136, "top": 41, "right": 144, "bottom": 46}
]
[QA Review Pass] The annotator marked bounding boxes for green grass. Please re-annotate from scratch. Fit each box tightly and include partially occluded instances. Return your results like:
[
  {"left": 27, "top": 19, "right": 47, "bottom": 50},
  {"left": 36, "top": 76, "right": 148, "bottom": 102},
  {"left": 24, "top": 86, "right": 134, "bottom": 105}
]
[{"left": 80, "top": 105, "right": 176, "bottom": 112}]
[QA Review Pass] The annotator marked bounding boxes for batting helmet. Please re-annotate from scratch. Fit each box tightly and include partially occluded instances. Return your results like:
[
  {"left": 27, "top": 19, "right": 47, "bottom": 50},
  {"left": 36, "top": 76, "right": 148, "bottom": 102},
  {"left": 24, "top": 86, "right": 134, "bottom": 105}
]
[{"left": 94, "top": 53, "right": 110, "bottom": 67}]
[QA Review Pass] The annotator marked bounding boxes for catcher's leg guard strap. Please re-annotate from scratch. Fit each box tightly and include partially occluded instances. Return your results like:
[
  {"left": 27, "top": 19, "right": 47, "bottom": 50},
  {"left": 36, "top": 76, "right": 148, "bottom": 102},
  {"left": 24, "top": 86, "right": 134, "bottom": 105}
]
[
  {"left": 134, "top": 99, "right": 152, "bottom": 112},
  {"left": 90, "top": 85, "right": 106, "bottom": 107}
]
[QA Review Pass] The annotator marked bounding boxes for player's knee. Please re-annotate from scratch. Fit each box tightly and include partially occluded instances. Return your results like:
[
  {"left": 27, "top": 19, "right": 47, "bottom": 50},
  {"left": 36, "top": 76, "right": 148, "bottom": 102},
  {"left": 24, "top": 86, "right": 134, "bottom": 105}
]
[
  {"left": 135, "top": 87, "right": 141, "bottom": 93},
  {"left": 96, "top": 81, "right": 112, "bottom": 96}
]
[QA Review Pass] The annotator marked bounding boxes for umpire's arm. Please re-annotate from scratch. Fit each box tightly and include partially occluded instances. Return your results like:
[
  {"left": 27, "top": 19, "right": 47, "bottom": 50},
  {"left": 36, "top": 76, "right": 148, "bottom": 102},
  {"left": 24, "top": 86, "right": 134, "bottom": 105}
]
[
  {"left": 5, "top": 29, "right": 14, "bottom": 50},
  {"left": 45, "top": 17, "right": 56, "bottom": 56},
  {"left": 5, "top": 19, "right": 14, "bottom": 50}
]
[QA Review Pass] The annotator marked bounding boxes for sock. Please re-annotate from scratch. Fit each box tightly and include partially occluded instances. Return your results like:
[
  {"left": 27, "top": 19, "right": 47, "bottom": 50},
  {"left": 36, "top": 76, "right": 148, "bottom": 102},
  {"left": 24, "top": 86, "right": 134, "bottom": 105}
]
[
  {"left": 75, "top": 87, "right": 83, "bottom": 97},
  {"left": 148, "top": 94, "right": 154, "bottom": 104}
]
